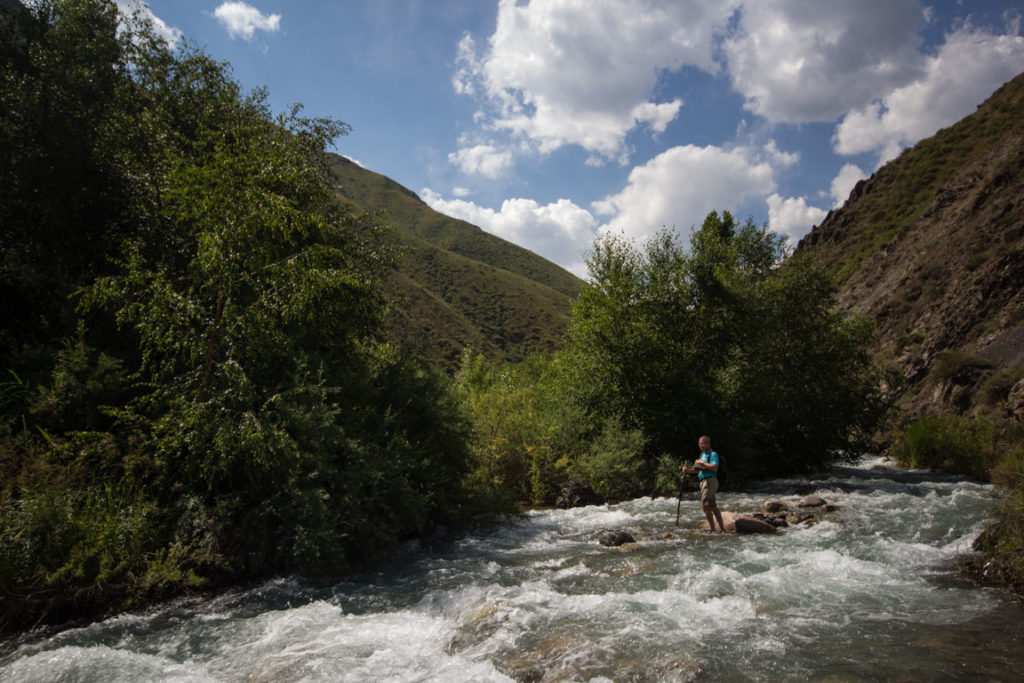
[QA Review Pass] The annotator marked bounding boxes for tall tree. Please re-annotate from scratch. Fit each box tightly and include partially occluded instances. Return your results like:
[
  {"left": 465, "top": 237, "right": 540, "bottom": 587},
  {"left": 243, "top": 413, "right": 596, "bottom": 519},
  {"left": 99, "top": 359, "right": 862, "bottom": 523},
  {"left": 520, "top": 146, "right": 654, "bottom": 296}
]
[
  {"left": 565, "top": 212, "right": 884, "bottom": 479},
  {"left": 1, "top": 0, "right": 476, "bottom": 633},
  {"left": 0, "top": 0, "right": 132, "bottom": 364}
]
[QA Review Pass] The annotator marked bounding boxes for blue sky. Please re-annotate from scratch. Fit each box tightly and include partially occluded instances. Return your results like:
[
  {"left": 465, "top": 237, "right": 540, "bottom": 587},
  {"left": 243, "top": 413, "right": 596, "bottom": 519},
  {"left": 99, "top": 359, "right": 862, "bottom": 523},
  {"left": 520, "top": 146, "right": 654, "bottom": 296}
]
[{"left": 122, "top": 0, "right": 1024, "bottom": 277}]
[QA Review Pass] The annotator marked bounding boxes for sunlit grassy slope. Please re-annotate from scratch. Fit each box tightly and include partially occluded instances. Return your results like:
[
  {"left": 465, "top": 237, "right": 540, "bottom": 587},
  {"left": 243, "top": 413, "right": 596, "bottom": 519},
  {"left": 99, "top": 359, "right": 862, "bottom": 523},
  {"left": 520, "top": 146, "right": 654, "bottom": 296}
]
[{"left": 327, "top": 154, "right": 584, "bottom": 367}]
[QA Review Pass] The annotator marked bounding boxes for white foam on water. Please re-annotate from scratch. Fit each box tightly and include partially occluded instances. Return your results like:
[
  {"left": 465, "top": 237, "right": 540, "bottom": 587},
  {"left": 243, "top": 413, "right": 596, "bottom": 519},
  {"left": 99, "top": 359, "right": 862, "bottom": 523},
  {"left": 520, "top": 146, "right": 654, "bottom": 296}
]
[
  {"left": 0, "top": 645, "right": 212, "bottom": 682},
  {"left": 3, "top": 460, "right": 1021, "bottom": 681}
]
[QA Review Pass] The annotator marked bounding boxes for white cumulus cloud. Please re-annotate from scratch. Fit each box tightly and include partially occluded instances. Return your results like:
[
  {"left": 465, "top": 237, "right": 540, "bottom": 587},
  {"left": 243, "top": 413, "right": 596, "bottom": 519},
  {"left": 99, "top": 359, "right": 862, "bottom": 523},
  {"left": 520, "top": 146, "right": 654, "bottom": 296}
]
[
  {"left": 455, "top": 0, "right": 740, "bottom": 162},
  {"left": 723, "top": 0, "right": 925, "bottom": 124},
  {"left": 214, "top": 1, "right": 281, "bottom": 41},
  {"left": 833, "top": 22, "right": 1024, "bottom": 164},
  {"left": 766, "top": 193, "right": 827, "bottom": 245},
  {"left": 420, "top": 190, "right": 597, "bottom": 277},
  {"left": 448, "top": 143, "right": 514, "bottom": 179},
  {"left": 830, "top": 163, "right": 868, "bottom": 207},
  {"left": 115, "top": 0, "right": 182, "bottom": 46},
  {"left": 593, "top": 145, "right": 775, "bottom": 244}
]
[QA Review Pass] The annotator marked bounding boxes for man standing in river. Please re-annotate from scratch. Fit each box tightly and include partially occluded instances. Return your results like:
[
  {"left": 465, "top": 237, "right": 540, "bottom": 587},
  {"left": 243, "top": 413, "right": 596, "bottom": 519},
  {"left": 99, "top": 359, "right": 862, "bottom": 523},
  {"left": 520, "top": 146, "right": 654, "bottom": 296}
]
[{"left": 684, "top": 435, "right": 725, "bottom": 532}]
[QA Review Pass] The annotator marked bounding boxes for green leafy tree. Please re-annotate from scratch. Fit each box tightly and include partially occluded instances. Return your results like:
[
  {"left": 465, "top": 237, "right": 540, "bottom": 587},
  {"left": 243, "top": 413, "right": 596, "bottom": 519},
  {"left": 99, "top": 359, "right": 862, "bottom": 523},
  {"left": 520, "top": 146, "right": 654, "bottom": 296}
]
[
  {"left": 0, "top": 0, "right": 134, "bottom": 366},
  {"left": 565, "top": 211, "right": 885, "bottom": 481},
  {"left": 1, "top": 0, "right": 477, "bottom": 634},
  {"left": 455, "top": 350, "right": 595, "bottom": 507},
  {"left": 565, "top": 230, "right": 699, "bottom": 460},
  {"left": 724, "top": 252, "right": 884, "bottom": 475}
]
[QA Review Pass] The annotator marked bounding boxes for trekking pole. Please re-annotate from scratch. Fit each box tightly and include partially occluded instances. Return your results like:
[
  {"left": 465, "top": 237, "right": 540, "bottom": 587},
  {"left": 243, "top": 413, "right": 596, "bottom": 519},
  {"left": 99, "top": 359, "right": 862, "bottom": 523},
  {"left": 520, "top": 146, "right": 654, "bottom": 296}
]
[{"left": 675, "top": 470, "right": 687, "bottom": 526}]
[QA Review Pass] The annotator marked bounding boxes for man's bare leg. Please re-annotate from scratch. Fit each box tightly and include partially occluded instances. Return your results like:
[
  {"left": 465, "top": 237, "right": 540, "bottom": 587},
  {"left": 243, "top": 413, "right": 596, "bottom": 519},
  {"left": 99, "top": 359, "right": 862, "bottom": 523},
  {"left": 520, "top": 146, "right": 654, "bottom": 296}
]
[
  {"left": 703, "top": 506, "right": 719, "bottom": 531},
  {"left": 713, "top": 506, "right": 725, "bottom": 532}
]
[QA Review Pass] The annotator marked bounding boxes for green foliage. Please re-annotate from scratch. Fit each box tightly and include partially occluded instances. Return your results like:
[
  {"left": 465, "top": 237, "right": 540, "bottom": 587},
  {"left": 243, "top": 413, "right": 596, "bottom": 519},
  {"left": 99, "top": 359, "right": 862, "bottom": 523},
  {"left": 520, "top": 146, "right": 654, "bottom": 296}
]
[
  {"left": 895, "top": 415, "right": 1024, "bottom": 598},
  {"left": 725, "top": 253, "right": 884, "bottom": 476},
  {"left": 455, "top": 350, "right": 582, "bottom": 508},
  {"left": 929, "top": 351, "right": 994, "bottom": 384},
  {"left": 966, "top": 443, "right": 1024, "bottom": 599},
  {"left": 977, "top": 365, "right": 1024, "bottom": 410},
  {"left": 565, "top": 228, "right": 703, "bottom": 459},
  {"left": 1, "top": 0, "right": 478, "bottom": 635},
  {"left": 564, "top": 212, "right": 885, "bottom": 480},
  {"left": 29, "top": 323, "right": 129, "bottom": 434},
  {"left": 455, "top": 210, "right": 886, "bottom": 508},
  {"left": 894, "top": 414, "right": 999, "bottom": 480},
  {"left": 0, "top": 0, "right": 134, "bottom": 364},
  {"left": 991, "top": 440, "right": 1024, "bottom": 491},
  {"left": 577, "top": 420, "right": 647, "bottom": 501}
]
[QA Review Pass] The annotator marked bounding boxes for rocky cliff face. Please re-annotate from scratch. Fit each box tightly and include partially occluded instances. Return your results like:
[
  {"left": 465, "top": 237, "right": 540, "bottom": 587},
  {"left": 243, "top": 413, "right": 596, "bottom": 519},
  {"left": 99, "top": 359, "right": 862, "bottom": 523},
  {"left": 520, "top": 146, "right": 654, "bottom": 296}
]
[{"left": 798, "top": 72, "right": 1024, "bottom": 418}]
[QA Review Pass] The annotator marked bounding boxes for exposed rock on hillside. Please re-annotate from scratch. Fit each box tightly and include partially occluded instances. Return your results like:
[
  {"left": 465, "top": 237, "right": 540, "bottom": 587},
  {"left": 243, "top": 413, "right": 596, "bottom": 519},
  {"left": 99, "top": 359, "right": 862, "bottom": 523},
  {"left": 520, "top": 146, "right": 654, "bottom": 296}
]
[{"left": 798, "top": 72, "right": 1024, "bottom": 417}]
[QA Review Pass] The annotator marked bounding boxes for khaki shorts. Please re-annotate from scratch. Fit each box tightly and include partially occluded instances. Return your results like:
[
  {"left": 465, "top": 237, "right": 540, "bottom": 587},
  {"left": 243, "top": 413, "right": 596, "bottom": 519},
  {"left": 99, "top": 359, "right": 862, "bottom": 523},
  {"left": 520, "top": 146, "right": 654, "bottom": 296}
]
[{"left": 699, "top": 476, "right": 719, "bottom": 508}]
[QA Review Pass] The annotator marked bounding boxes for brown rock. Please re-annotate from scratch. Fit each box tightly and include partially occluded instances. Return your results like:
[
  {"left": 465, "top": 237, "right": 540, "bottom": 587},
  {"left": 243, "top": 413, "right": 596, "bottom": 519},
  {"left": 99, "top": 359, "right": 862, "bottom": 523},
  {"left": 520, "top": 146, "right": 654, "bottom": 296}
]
[
  {"left": 1008, "top": 378, "right": 1024, "bottom": 421},
  {"left": 733, "top": 516, "right": 778, "bottom": 534},
  {"left": 700, "top": 511, "right": 777, "bottom": 534},
  {"left": 598, "top": 530, "right": 635, "bottom": 546}
]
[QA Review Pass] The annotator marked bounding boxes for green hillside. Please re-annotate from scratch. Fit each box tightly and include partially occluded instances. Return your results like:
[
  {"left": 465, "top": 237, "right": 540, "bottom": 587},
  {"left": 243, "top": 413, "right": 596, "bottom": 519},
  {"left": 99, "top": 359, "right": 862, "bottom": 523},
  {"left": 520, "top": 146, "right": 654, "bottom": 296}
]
[
  {"left": 326, "top": 154, "right": 584, "bottom": 367},
  {"left": 798, "top": 70, "right": 1024, "bottom": 416}
]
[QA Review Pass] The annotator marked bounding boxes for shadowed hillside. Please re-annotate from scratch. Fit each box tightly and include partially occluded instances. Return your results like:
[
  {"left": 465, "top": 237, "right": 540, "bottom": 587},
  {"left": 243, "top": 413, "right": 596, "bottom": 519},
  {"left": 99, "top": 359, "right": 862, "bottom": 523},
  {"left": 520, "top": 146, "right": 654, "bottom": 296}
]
[
  {"left": 798, "top": 71, "right": 1024, "bottom": 417},
  {"left": 327, "top": 154, "right": 583, "bottom": 367}
]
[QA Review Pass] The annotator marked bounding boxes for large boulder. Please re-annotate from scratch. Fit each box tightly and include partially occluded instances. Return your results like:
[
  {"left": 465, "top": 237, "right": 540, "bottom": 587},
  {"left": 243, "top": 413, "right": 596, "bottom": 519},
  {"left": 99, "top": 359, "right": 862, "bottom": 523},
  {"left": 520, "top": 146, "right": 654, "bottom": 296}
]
[
  {"left": 763, "top": 500, "right": 789, "bottom": 513},
  {"left": 701, "top": 511, "right": 777, "bottom": 534},
  {"left": 734, "top": 516, "right": 778, "bottom": 534}
]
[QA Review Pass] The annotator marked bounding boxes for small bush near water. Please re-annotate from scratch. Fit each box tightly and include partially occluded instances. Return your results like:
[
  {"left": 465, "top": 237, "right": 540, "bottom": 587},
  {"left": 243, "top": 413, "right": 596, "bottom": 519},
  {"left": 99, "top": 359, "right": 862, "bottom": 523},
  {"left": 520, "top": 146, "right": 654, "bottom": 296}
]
[
  {"left": 967, "top": 445, "right": 1024, "bottom": 600},
  {"left": 894, "top": 414, "right": 1000, "bottom": 480}
]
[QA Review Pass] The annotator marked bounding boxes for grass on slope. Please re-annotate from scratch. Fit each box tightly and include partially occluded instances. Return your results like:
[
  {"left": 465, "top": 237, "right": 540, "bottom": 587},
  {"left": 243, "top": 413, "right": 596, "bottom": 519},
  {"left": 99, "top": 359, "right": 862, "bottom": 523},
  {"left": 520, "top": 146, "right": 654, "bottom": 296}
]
[
  {"left": 821, "top": 73, "right": 1024, "bottom": 284},
  {"left": 327, "top": 154, "right": 583, "bottom": 299},
  {"left": 324, "top": 153, "right": 584, "bottom": 369}
]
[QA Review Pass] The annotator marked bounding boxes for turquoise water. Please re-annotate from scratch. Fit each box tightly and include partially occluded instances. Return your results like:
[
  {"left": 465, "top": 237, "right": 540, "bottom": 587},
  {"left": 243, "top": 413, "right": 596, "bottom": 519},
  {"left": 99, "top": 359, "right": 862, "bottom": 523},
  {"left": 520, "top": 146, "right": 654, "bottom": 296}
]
[{"left": 2, "top": 458, "right": 1022, "bottom": 681}]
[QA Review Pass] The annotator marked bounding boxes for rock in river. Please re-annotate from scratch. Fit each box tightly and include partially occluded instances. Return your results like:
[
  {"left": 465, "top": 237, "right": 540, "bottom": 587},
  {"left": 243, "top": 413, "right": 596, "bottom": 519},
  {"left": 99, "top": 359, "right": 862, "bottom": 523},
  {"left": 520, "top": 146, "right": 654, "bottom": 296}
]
[{"left": 598, "top": 530, "right": 636, "bottom": 546}]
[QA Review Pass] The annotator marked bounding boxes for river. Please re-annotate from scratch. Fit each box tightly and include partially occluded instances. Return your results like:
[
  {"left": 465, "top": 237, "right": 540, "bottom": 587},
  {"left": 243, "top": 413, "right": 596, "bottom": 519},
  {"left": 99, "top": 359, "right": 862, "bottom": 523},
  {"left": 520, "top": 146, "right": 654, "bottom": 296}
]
[{"left": 2, "top": 457, "right": 1022, "bottom": 681}]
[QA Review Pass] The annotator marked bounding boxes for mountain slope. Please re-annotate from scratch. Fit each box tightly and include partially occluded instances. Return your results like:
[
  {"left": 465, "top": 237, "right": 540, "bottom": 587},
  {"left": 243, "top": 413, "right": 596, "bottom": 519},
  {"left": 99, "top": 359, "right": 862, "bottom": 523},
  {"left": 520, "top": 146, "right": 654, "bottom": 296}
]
[
  {"left": 797, "top": 71, "right": 1024, "bottom": 416},
  {"left": 326, "top": 154, "right": 584, "bottom": 367}
]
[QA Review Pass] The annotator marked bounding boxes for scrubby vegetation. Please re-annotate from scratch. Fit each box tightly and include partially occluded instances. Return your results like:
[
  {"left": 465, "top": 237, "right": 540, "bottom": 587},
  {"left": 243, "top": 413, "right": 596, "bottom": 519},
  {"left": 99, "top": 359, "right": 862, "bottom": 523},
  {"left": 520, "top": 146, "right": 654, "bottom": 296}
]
[
  {"left": 0, "top": 0, "right": 478, "bottom": 635},
  {"left": 453, "top": 212, "right": 887, "bottom": 506},
  {"left": 970, "top": 445, "right": 1024, "bottom": 598},
  {"left": 894, "top": 414, "right": 1001, "bottom": 480},
  {"left": 893, "top": 412, "right": 1024, "bottom": 596}
]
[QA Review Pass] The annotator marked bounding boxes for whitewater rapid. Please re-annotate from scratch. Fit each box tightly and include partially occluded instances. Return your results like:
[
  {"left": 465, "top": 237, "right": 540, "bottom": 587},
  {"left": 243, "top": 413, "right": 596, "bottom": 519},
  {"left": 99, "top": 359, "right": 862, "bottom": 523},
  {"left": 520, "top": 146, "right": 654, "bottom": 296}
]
[{"left": 2, "top": 458, "right": 1022, "bottom": 681}]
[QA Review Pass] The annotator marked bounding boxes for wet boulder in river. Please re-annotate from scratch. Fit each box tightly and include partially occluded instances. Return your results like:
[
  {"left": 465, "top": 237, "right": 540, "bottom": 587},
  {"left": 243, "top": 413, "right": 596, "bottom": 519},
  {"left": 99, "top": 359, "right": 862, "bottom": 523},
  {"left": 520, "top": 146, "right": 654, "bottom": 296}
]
[{"left": 598, "top": 530, "right": 635, "bottom": 546}]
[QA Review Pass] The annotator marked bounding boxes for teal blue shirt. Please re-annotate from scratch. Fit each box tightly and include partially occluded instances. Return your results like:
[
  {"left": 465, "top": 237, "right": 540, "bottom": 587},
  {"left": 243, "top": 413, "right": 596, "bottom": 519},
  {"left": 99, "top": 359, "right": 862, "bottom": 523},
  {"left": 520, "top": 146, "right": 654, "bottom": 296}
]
[{"left": 698, "top": 450, "right": 719, "bottom": 481}]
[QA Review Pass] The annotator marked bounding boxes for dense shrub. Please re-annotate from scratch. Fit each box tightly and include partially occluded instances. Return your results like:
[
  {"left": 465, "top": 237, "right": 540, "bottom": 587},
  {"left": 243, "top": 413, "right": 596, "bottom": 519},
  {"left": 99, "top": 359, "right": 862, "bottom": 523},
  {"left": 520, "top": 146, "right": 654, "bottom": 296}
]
[
  {"left": 929, "top": 351, "right": 993, "bottom": 384},
  {"left": 455, "top": 350, "right": 587, "bottom": 508},
  {"left": 577, "top": 420, "right": 647, "bottom": 502},
  {"left": 564, "top": 212, "right": 885, "bottom": 481},
  {"left": 977, "top": 364, "right": 1024, "bottom": 411},
  {"left": 1, "top": 0, "right": 477, "bottom": 635},
  {"left": 894, "top": 414, "right": 1000, "bottom": 480},
  {"left": 967, "top": 445, "right": 1024, "bottom": 599}
]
